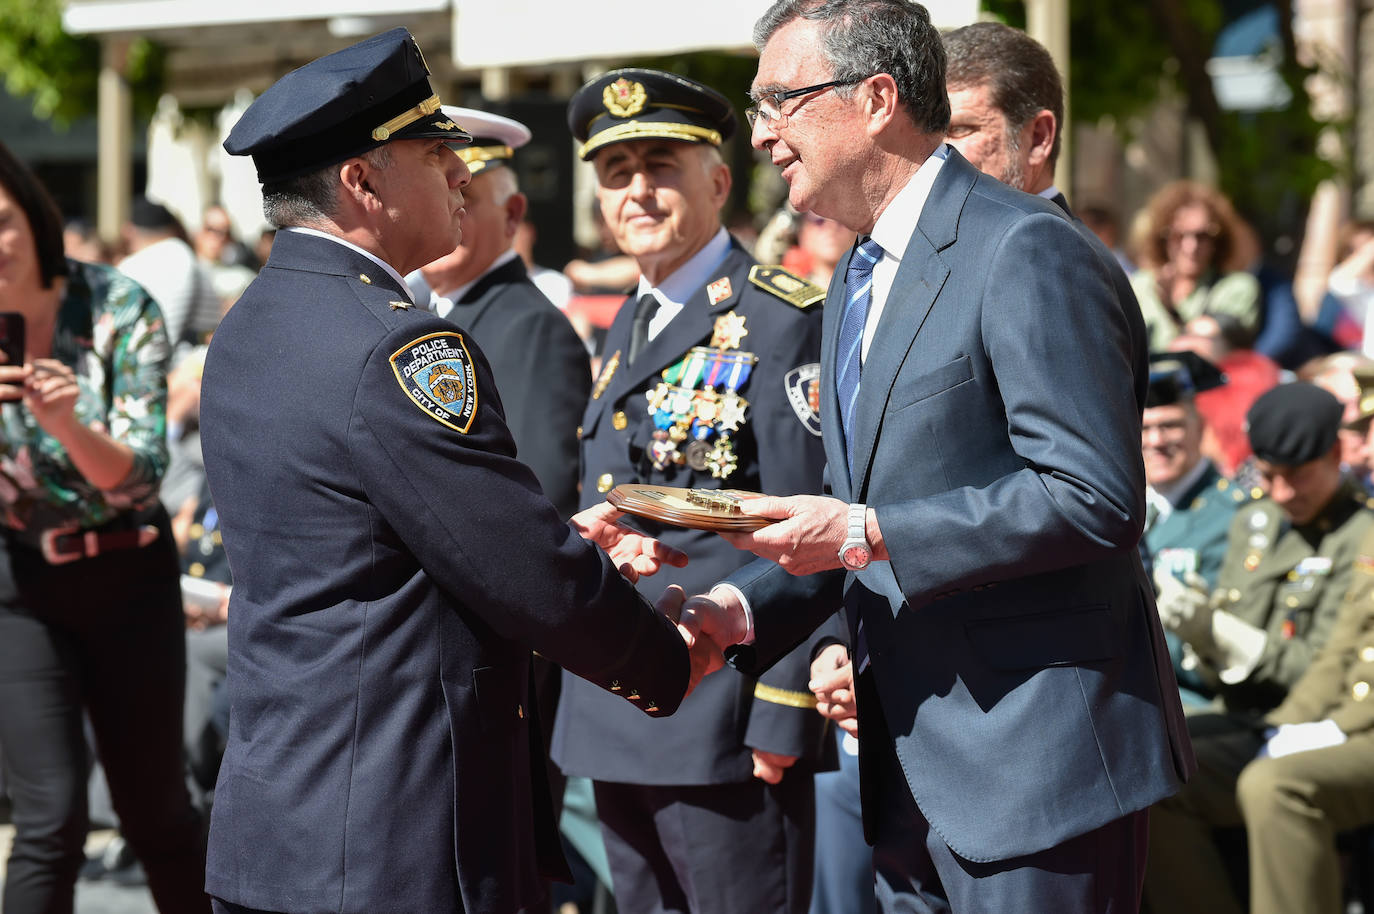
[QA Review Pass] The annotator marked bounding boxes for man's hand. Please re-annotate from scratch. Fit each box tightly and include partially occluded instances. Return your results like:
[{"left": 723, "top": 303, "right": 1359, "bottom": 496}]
[
  {"left": 810, "top": 642, "right": 858, "bottom": 736},
  {"left": 572, "top": 502, "right": 688, "bottom": 582},
  {"left": 656, "top": 585, "right": 723, "bottom": 698},
  {"left": 750, "top": 749, "right": 799, "bottom": 784},
  {"left": 718, "top": 494, "right": 863, "bottom": 575},
  {"left": 677, "top": 588, "right": 751, "bottom": 656}
]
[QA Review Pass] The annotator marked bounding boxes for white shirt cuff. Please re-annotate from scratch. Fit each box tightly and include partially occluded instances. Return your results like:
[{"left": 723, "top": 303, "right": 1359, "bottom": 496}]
[{"left": 710, "top": 583, "right": 755, "bottom": 645}]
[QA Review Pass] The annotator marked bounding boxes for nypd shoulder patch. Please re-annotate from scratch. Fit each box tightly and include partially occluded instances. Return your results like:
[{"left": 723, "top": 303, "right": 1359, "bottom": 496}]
[{"left": 390, "top": 332, "right": 479, "bottom": 433}]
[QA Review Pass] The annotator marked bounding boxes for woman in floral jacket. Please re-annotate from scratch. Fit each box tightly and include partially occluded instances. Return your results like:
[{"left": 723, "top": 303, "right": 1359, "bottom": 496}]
[{"left": 0, "top": 140, "right": 208, "bottom": 913}]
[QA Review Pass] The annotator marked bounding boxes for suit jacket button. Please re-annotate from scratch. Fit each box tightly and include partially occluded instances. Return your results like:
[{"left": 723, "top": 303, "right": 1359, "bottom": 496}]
[
  {"left": 597, "top": 473, "right": 614, "bottom": 493},
  {"left": 612, "top": 411, "right": 629, "bottom": 430}
]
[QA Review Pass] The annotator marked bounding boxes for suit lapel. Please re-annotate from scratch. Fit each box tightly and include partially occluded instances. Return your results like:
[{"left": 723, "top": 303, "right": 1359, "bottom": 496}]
[
  {"left": 454, "top": 257, "right": 529, "bottom": 329},
  {"left": 845, "top": 155, "right": 976, "bottom": 493}
]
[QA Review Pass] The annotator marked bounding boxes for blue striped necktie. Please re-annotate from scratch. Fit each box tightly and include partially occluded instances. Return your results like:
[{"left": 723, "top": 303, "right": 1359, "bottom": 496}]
[{"left": 835, "top": 237, "right": 884, "bottom": 472}]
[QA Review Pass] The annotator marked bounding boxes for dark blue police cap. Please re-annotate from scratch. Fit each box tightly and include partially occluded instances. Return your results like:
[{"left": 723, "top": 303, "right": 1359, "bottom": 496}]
[
  {"left": 1146, "top": 351, "right": 1226, "bottom": 408},
  {"left": 568, "top": 68, "right": 737, "bottom": 161},
  {"left": 224, "top": 28, "right": 472, "bottom": 185}
]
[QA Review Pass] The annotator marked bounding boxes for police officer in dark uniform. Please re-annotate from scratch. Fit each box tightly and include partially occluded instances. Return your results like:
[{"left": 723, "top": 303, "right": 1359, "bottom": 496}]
[
  {"left": 200, "top": 31, "right": 711, "bottom": 914},
  {"left": 550, "top": 69, "right": 840, "bottom": 914}
]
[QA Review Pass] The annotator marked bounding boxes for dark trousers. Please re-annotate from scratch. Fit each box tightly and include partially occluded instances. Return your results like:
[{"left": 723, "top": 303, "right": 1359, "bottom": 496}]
[
  {"left": 595, "top": 773, "right": 816, "bottom": 914},
  {"left": 860, "top": 671, "right": 1148, "bottom": 914},
  {"left": 0, "top": 509, "right": 209, "bottom": 914},
  {"left": 811, "top": 728, "right": 876, "bottom": 914}
]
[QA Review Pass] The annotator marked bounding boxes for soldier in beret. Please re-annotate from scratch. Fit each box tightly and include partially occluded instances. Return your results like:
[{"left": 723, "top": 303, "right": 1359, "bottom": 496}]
[
  {"left": 1142, "top": 351, "right": 1251, "bottom": 706},
  {"left": 1147, "top": 465, "right": 1374, "bottom": 913},
  {"left": 1152, "top": 382, "right": 1374, "bottom": 722},
  {"left": 200, "top": 30, "right": 716, "bottom": 914},
  {"left": 551, "top": 68, "right": 840, "bottom": 914}
]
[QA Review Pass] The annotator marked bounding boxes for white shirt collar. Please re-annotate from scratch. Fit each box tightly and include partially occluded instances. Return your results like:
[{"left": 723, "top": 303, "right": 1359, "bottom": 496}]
[
  {"left": 443, "top": 248, "right": 519, "bottom": 305},
  {"left": 868, "top": 144, "right": 951, "bottom": 264},
  {"left": 1038, "top": 184, "right": 1063, "bottom": 201},
  {"left": 635, "top": 227, "right": 732, "bottom": 341},
  {"left": 286, "top": 226, "right": 414, "bottom": 303},
  {"left": 859, "top": 144, "right": 949, "bottom": 359}
]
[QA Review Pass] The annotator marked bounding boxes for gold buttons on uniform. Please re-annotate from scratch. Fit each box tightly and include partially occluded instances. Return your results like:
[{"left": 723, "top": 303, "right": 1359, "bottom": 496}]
[
  {"left": 1244, "top": 555, "right": 1261, "bottom": 571},
  {"left": 1228, "top": 589, "right": 1242, "bottom": 603},
  {"left": 597, "top": 473, "right": 614, "bottom": 493},
  {"left": 1250, "top": 487, "right": 1263, "bottom": 499},
  {"left": 576, "top": 425, "right": 583, "bottom": 440},
  {"left": 1354, "top": 681, "right": 1371, "bottom": 701},
  {"left": 189, "top": 523, "right": 204, "bottom": 538},
  {"left": 188, "top": 562, "right": 205, "bottom": 577},
  {"left": 612, "top": 411, "right": 628, "bottom": 430},
  {"left": 1285, "top": 596, "right": 1300, "bottom": 608},
  {"left": 1361, "top": 647, "right": 1374, "bottom": 663},
  {"left": 517, "top": 704, "right": 525, "bottom": 719},
  {"left": 359, "top": 274, "right": 373, "bottom": 284}
]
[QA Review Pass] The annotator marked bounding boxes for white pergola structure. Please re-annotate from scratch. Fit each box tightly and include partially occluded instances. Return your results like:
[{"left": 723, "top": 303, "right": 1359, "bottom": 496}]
[{"left": 62, "top": 0, "right": 1072, "bottom": 240}]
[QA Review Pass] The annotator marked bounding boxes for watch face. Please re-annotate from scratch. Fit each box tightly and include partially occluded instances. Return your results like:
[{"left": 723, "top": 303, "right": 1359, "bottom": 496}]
[{"left": 842, "top": 545, "right": 871, "bottom": 570}]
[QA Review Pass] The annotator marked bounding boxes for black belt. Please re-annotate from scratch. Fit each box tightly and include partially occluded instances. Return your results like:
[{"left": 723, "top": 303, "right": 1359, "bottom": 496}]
[{"left": 38, "top": 525, "right": 160, "bottom": 565}]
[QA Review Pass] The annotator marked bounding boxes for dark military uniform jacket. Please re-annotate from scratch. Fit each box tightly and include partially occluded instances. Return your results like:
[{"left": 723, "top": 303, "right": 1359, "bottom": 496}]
[
  {"left": 1204, "top": 478, "right": 1374, "bottom": 713},
  {"left": 415, "top": 253, "right": 589, "bottom": 518},
  {"left": 553, "top": 237, "right": 840, "bottom": 785},
  {"left": 200, "top": 230, "right": 691, "bottom": 914},
  {"left": 1146, "top": 461, "right": 1250, "bottom": 700},
  {"left": 1269, "top": 529, "right": 1374, "bottom": 733}
]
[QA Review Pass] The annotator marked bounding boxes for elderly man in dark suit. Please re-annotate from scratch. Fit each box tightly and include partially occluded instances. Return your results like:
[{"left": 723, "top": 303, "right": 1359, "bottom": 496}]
[
  {"left": 200, "top": 29, "right": 713, "bottom": 914},
  {"left": 681, "top": 1, "right": 1194, "bottom": 911}
]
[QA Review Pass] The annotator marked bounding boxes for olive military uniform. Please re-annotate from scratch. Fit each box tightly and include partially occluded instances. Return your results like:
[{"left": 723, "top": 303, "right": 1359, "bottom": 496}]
[
  {"left": 1199, "top": 479, "right": 1374, "bottom": 713},
  {"left": 1146, "top": 529, "right": 1374, "bottom": 914}
]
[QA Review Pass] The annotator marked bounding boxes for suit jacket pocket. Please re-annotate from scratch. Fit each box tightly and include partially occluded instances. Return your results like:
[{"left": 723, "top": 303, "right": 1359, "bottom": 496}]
[
  {"left": 473, "top": 663, "right": 529, "bottom": 734},
  {"left": 890, "top": 354, "right": 973, "bottom": 412},
  {"left": 965, "top": 604, "right": 1120, "bottom": 670}
]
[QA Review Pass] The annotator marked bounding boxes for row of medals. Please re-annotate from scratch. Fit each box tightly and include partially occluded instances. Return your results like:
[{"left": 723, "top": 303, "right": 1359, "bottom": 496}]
[{"left": 643, "top": 313, "right": 757, "bottom": 480}]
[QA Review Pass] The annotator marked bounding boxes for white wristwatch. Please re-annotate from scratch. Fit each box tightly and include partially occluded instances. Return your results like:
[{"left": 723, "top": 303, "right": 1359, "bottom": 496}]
[{"left": 838, "top": 502, "right": 871, "bottom": 571}]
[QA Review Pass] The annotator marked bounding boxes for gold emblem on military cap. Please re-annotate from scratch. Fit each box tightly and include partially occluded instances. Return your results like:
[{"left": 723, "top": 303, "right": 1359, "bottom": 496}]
[{"left": 604, "top": 78, "right": 648, "bottom": 118}]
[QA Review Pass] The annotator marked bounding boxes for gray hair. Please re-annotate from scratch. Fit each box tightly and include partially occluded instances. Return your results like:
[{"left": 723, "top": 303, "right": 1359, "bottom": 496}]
[
  {"left": 261, "top": 145, "right": 395, "bottom": 229},
  {"left": 753, "top": 0, "right": 950, "bottom": 135}
]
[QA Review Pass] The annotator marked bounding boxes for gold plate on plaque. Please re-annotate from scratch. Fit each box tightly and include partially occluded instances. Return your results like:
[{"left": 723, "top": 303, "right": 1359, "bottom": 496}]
[{"left": 606, "top": 484, "right": 772, "bottom": 532}]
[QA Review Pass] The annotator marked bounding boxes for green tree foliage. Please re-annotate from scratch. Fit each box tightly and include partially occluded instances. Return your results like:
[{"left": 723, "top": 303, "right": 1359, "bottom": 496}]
[
  {"left": 984, "top": 0, "right": 1337, "bottom": 252},
  {"left": 0, "top": 0, "right": 164, "bottom": 124}
]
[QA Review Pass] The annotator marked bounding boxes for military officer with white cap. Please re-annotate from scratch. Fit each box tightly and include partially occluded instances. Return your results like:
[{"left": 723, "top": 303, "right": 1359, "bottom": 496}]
[
  {"left": 201, "top": 30, "right": 714, "bottom": 914},
  {"left": 407, "top": 106, "right": 589, "bottom": 519}
]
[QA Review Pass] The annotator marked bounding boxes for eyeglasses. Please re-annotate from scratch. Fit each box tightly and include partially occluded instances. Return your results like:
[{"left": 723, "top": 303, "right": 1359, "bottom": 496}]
[
  {"left": 745, "top": 78, "right": 865, "bottom": 129},
  {"left": 1166, "top": 227, "right": 1219, "bottom": 245}
]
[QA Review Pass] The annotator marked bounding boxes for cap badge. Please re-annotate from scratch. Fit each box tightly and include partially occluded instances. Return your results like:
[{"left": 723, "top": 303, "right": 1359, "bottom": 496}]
[
  {"left": 604, "top": 78, "right": 648, "bottom": 118},
  {"left": 433, "top": 119, "right": 459, "bottom": 131}
]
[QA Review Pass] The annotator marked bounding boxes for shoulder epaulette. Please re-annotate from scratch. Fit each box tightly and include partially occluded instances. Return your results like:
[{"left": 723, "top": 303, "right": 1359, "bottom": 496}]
[{"left": 748, "top": 265, "right": 825, "bottom": 309}]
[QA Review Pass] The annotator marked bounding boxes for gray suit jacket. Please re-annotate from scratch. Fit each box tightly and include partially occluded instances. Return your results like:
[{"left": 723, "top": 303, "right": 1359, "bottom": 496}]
[{"left": 728, "top": 150, "right": 1194, "bottom": 863}]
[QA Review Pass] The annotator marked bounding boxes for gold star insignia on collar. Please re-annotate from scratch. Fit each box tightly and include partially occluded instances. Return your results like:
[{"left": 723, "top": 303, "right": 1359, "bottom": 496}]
[
  {"left": 389, "top": 301, "right": 413, "bottom": 311},
  {"left": 710, "top": 311, "right": 748, "bottom": 349}
]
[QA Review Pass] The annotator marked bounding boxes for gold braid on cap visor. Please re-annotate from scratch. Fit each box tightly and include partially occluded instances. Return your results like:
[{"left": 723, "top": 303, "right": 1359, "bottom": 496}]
[
  {"left": 457, "top": 145, "right": 514, "bottom": 175},
  {"left": 579, "top": 122, "right": 723, "bottom": 159},
  {"left": 372, "top": 95, "right": 443, "bottom": 142}
]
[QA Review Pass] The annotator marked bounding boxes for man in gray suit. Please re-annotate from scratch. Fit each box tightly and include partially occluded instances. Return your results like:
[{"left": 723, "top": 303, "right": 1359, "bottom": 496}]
[{"left": 681, "top": 1, "right": 1194, "bottom": 910}]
